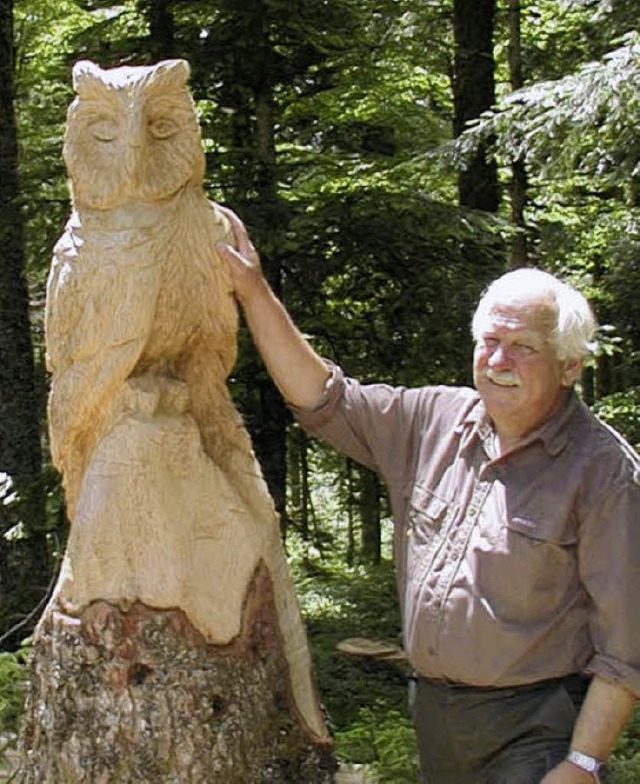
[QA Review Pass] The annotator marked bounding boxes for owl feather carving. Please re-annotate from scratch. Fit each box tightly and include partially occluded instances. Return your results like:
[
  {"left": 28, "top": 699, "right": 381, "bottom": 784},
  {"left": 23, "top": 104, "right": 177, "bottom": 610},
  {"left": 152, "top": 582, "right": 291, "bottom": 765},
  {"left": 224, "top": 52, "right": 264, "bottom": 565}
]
[
  {"left": 46, "top": 59, "right": 259, "bottom": 521},
  {"left": 44, "top": 60, "right": 329, "bottom": 740}
]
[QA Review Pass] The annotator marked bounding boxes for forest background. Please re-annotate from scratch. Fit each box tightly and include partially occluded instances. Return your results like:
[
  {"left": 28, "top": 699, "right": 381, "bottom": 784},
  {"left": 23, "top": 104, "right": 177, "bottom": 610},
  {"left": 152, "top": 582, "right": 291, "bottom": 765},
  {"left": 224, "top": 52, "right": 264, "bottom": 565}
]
[{"left": 0, "top": 0, "right": 639, "bottom": 780}]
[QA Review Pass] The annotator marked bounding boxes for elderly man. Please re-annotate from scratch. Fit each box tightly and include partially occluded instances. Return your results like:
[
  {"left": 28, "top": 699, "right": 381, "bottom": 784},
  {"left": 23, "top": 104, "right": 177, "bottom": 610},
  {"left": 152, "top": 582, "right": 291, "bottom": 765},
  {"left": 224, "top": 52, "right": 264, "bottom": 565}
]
[{"left": 217, "top": 207, "right": 639, "bottom": 784}]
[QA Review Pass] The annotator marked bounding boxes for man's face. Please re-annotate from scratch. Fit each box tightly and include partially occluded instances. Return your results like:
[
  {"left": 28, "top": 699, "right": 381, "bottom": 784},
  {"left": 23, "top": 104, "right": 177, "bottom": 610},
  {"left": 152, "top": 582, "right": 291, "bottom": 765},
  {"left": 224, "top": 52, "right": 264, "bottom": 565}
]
[{"left": 473, "top": 301, "right": 578, "bottom": 442}]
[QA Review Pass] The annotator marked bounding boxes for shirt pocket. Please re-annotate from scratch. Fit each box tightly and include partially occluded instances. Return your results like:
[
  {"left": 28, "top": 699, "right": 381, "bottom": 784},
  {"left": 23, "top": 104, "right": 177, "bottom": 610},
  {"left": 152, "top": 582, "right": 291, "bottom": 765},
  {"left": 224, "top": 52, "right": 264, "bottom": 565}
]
[
  {"left": 407, "top": 484, "right": 455, "bottom": 544},
  {"left": 491, "top": 512, "right": 579, "bottom": 623},
  {"left": 506, "top": 513, "right": 577, "bottom": 547}
]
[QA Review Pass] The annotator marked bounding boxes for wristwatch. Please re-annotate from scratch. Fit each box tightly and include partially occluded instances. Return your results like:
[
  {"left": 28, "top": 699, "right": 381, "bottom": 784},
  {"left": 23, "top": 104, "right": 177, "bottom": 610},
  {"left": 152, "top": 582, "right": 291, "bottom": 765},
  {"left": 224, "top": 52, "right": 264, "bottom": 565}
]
[{"left": 566, "top": 749, "right": 603, "bottom": 781}]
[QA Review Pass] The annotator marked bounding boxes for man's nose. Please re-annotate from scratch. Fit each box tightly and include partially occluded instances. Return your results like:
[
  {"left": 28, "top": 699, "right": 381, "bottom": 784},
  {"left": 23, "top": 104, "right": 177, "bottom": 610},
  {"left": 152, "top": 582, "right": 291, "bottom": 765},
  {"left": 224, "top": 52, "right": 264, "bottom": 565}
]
[{"left": 488, "top": 344, "right": 512, "bottom": 368}]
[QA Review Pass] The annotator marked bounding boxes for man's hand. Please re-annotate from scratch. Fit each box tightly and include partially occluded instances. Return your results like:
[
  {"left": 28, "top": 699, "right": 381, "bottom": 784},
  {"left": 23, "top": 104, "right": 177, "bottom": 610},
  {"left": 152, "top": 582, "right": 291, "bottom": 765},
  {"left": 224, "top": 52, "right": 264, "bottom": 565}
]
[
  {"left": 540, "top": 676, "right": 636, "bottom": 784},
  {"left": 216, "top": 205, "right": 266, "bottom": 304},
  {"left": 540, "top": 760, "right": 597, "bottom": 783},
  {"left": 213, "top": 204, "right": 330, "bottom": 409}
]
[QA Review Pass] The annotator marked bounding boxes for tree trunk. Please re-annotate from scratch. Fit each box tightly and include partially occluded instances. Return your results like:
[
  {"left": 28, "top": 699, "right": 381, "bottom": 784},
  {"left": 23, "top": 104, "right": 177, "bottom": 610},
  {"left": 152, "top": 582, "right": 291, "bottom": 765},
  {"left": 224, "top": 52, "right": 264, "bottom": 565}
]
[
  {"left": 255, "top": 375, "right": 289, "bottom": 533},
  {"left": 288, "top": 426, "right": 302, "bottom": 526},
  {"left": 220, "top": 7, "right": 290, "bottom": 529},
  {"left": 252, "top": 66, "right": 290, "bottom": 531},
  {"left": 299, "top": 429, "right": 311, "bottom": 542},
  {"left": 359, "top": 467, "right": 381, "bottom": 565},
  {"left": 508, "top": 0, "right": 529, "bottom": 267},
  {"left": 139, "top": 0, "right": 176, "bottom": 60},
  {"left": 345, "top": 459, "right": 355, "bottom": 567},
  {"left": 288, "top": 426, "right": 311, "bottom": 541},
  {"left": 452, "top": 0, "right": 500, "bottom": 212},
  {"left": 0, "top": 0, "right": 48, "bottom": 641},
  {"left": 20, "top": 568, "right": 334, "bottom": 783}
]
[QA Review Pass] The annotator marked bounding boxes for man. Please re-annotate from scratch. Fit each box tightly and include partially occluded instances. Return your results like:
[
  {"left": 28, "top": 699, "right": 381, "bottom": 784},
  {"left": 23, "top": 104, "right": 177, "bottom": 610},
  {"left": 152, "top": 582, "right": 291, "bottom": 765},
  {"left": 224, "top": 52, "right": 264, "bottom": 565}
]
[{"left": 216, "top": 207, "right": 639, "bottom": 784}]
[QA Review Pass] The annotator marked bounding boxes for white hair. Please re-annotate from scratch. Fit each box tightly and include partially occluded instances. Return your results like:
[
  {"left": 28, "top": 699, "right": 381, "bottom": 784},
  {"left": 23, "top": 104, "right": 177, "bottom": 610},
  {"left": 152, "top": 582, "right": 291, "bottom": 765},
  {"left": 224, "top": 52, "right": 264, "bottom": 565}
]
[{"left": 471, "top": 268, "right": 597, "bottom": 362}]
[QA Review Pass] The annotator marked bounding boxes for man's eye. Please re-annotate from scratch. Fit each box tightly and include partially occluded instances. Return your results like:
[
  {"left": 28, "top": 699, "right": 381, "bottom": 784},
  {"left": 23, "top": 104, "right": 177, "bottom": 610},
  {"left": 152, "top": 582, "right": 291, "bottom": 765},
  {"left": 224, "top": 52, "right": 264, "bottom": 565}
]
[
  {"left": 513, "top": 343, "right": 536, "bottom": 355},
  {"left": 483, "top": 338, "right": 499, "bottom": 349}
]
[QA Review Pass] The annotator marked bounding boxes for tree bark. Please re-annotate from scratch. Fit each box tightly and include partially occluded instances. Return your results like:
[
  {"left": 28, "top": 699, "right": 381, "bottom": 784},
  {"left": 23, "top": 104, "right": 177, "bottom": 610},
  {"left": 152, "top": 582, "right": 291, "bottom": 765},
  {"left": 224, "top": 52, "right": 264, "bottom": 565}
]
[
  {"left": 508, "top": 0, "right": 529, "bottom": 267},
  {"left": 0, "top": 0, "right": 48, "bottom": 638},
  {"left": 345, "top": 459, "right": 355, "bottom": 568},
  {"left": 0, "top": 0, "right": 42, "bottom": 495},
  {"left": 216, "top": 5, "right": 290, "bottom": 529},
  {"left": 452, "top": 0, "right": 500, "bottom": 212},
  {"left": 19, "top": 564, "right": 334, "bottom": 783},
  {"left": 299, "top": 429, "right": 311, "bottom": 542},
  {"left": 138, "top": 0, "right": 175, "bottom": 59},
  {"left": 288, "top": 426, "right": 311, "bottom": 541},
  {"left": 359, "top": 467, "right": 381, "bottom": 565}
]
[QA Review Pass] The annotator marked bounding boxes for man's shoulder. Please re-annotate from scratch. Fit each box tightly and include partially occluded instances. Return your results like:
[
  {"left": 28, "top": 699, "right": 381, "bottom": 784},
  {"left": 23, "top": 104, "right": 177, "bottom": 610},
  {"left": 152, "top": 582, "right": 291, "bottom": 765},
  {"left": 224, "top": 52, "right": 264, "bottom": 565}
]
[
  {"left": 371, "top": 380, "right": 479, "bottom": 418},
  {"left": 337, "top": 375, "right": 481, "bottom": 435},
  {"left": 420, "top": 383, "right": 480, "bottom": 414},
  {"left": 568, "top": 400, "right": 640, "bottom": 484},
  {"left": 398, "top": 383, "right": 482, "bottom": 432}
]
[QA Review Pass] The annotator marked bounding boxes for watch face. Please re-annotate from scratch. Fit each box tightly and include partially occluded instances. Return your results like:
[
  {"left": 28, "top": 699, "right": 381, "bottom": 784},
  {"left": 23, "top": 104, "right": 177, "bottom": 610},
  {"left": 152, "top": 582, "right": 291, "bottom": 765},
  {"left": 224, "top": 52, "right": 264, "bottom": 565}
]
[{"left": 568, "top": 750, "right": 602, "bottom": 773}]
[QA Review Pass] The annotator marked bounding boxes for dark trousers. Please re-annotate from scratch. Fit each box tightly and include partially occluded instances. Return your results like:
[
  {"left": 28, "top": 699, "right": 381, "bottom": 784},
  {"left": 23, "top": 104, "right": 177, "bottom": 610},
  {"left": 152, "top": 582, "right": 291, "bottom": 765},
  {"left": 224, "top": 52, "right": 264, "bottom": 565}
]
[{"left": 409, "top": 674, "right": 590, "bottom": 784}]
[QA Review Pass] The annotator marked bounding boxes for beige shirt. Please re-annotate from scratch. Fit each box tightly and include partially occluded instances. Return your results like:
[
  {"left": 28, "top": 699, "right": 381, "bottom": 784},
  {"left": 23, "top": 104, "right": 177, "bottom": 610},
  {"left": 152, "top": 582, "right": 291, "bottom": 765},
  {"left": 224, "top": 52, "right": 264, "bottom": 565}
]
[{"left": 294, "top": 363, "right": 640, "bottom": 695}]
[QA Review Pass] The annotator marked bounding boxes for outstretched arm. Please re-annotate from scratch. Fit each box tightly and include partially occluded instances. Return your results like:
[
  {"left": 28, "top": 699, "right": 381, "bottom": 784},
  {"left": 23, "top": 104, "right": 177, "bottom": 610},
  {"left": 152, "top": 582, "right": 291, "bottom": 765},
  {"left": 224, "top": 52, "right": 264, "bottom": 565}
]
[{"left": 216, "top": 206, "right": 330, "bottom": 410}]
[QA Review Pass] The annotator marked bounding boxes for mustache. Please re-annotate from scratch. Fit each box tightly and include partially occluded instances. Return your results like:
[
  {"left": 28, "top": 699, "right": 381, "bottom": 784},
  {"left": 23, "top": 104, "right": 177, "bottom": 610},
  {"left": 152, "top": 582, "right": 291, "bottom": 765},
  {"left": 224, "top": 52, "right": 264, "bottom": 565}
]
[{"left": 484, "top": 368, "right": 521, "bottom": 387}]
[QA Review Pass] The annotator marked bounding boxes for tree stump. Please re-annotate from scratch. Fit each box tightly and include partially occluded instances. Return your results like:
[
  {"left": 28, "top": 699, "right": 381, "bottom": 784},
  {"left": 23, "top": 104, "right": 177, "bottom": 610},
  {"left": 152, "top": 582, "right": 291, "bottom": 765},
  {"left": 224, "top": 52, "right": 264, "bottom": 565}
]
[{"left": 20, "top": 569, "right": 334, "bottom": 783}]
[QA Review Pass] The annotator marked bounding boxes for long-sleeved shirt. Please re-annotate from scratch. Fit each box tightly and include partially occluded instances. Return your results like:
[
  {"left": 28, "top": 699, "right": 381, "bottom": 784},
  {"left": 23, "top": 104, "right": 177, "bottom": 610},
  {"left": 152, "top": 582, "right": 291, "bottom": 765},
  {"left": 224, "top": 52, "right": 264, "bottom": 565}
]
[{"left": 293, "top": 363, "right": 640, "bottom": 696}]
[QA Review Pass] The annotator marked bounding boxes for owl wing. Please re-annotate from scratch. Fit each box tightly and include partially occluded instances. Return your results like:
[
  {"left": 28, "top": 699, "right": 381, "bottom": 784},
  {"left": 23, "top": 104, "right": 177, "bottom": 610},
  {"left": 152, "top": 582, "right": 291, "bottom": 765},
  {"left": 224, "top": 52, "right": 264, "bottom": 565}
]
[
  {"left": 46, "top": 216, "right": 161, "bottom": 519},
  {"left": 179, "top": 199, "right": 273, "bottom": 518}
]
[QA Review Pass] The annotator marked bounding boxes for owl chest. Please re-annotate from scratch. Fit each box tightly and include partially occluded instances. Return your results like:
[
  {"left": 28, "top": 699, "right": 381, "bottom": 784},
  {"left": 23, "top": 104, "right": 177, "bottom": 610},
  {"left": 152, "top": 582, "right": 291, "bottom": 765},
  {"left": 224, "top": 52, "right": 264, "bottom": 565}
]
[
  {"left": 141, "top": 247, "right": 217, "bottom": 369},
  {"left": 146, "top": 267, "right": 199, "bottom": 356}
]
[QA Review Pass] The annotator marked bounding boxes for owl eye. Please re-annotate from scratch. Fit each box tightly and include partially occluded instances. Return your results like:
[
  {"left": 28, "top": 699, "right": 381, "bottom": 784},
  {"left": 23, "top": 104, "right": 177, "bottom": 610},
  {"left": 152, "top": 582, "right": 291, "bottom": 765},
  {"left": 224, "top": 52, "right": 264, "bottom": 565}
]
[
  {"left": 89, "top": 118, "right": 119, "bottom": 142},
  {"left": 148, "top": 117, "right": 180, "bottom": 140}
]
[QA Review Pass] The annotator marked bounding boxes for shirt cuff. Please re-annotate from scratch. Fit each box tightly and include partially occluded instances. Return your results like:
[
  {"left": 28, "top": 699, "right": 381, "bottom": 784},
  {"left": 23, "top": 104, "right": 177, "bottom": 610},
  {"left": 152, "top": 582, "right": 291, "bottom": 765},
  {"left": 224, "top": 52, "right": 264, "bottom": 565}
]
[
  {"left": 584, "top": 653, "right": 640, "bottom": 699},
  {"left": 289, "top": 360, "right": 344, "bottom": 429}
]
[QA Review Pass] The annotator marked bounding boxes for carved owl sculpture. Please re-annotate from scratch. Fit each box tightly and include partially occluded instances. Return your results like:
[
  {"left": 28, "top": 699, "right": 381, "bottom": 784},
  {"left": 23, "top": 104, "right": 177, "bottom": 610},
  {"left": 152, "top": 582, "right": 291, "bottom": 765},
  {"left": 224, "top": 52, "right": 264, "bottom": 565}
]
[
  {"left": 46, "top": 59, "right": 255, "bottom": 521},
  {"left": 41, "top": 60, "right": 326, "bottom": 738},
  {"left": 43, "top": 60, "right": 328, "bottom": 743}
]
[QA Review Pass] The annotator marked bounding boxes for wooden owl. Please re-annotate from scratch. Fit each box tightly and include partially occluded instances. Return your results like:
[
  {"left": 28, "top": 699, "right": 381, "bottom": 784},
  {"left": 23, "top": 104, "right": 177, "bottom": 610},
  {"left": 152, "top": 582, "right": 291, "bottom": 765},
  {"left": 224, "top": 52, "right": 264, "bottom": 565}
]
[
  {"left": 36, "top": 60, "right": 332, "bottom": 759},
  {"left": 39, "top": 61, "right": 330, "bottom": 748},
  {"left": 46, "top": 59, "right": 256, "bottom": 521}
]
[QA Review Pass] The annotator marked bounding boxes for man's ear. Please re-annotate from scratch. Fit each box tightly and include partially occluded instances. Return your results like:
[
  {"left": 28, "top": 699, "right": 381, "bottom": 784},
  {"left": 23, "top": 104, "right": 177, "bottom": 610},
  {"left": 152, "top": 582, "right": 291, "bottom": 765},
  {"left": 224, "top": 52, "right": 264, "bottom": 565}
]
[{"left": 561, "top": 358, "right": 583, "bottom": 388}]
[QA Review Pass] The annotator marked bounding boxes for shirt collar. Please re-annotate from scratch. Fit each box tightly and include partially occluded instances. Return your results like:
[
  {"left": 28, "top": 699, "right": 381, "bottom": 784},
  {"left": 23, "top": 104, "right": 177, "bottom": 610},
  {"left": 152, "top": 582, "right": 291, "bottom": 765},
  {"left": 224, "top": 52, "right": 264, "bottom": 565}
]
[{"left": 456, "top": 389, "right": 580, "bottom": 457}]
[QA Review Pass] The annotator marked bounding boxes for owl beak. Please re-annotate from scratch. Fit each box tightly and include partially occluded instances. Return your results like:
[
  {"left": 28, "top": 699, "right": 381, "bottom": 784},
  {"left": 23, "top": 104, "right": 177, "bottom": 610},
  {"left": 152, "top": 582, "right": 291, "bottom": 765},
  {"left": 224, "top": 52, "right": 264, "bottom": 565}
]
[{"left": 124, "top": 111, "right": 146, "bottom": 182}]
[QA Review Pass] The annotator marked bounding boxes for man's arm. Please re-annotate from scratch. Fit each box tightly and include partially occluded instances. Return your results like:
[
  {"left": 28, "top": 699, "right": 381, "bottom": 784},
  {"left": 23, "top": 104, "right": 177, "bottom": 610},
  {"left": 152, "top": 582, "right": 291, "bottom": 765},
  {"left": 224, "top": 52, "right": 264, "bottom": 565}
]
[
  {"left": 541, "top": 675, "right": 636, "bottom": 783},
  {"left": 216, "top": 206, "right": 330, "bottom": 409}
]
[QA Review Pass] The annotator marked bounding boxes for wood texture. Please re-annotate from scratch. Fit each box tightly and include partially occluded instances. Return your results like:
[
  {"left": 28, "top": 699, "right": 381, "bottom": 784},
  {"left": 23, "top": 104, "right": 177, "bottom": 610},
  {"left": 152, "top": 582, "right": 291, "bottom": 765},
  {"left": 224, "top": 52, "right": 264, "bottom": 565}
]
[
  {"left": 20, "top": 566, "right": 334, "bottom": 783},
  {"left": 21, "top": 58, "right": 331, "bottom": 780}
]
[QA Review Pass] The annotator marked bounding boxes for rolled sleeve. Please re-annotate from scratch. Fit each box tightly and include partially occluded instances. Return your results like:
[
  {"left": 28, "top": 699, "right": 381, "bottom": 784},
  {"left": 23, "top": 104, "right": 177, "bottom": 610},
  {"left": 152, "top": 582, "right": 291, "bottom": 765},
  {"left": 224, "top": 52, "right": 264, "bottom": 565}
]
[
  {"left": 290, "top": 361, "right": 345, "bottom": 430},
  {"left": 290, "top": 361, "right": 442, "bottom": 484},
  {"left": 580, "top": 463, "right": 640, "bottom": 698}
]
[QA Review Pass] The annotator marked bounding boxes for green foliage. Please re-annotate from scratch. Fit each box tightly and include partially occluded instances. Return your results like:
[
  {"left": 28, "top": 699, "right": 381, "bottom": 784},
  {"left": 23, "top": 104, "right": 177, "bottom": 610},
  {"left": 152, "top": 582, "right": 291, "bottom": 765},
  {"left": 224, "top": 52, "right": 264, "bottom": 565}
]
[
  {"left": 335, "top": 706, "right": 419, "bottom": 782},
  {"left": 450, "top": 32, "right": 640, "bottom": 187},
  {"left": 609, "top": 705, "right": 640, "bottom": 783},
  {"left": 593, "top": 388, "right": 640, "bottom": 450},
  {"left": 446, "top": 16, "right": 640, "bottom": 389},
  {"left": 290, "top": 549, "right": 418, "bottom": 779},
  {"left": 0, "top": 647, "right": 28, "bottom": 734},
  {"left": 514, "top": 0, "right": 633, "bottom": 82},
  {"left": 282, "top": 190, "right": 507, "bottom": 390}
]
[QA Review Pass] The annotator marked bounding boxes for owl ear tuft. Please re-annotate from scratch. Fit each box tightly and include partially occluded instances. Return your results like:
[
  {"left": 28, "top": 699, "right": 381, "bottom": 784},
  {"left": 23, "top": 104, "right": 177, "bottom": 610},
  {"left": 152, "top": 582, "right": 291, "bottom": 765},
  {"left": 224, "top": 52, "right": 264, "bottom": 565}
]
[
  {"left": 72, "top": 60, "right": 103, "bottom": 96},
  {"left": 151, "top": 59, "right": 191, "bottom": 90}
]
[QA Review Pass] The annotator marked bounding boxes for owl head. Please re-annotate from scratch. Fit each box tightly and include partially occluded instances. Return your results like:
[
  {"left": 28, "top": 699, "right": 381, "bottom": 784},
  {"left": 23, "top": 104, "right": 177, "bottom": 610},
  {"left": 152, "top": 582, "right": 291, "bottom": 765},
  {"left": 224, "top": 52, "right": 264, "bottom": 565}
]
[{"left": 64, "top": 59, "right": 206, "bottom": 209}]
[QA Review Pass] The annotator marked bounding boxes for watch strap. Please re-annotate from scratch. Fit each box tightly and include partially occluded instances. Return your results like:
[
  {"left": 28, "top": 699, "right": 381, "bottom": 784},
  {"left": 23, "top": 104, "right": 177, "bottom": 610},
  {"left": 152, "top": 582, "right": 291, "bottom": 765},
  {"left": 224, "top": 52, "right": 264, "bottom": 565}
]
[{"left": 567, "top": 749, "right": 603, "bottom": 780}]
